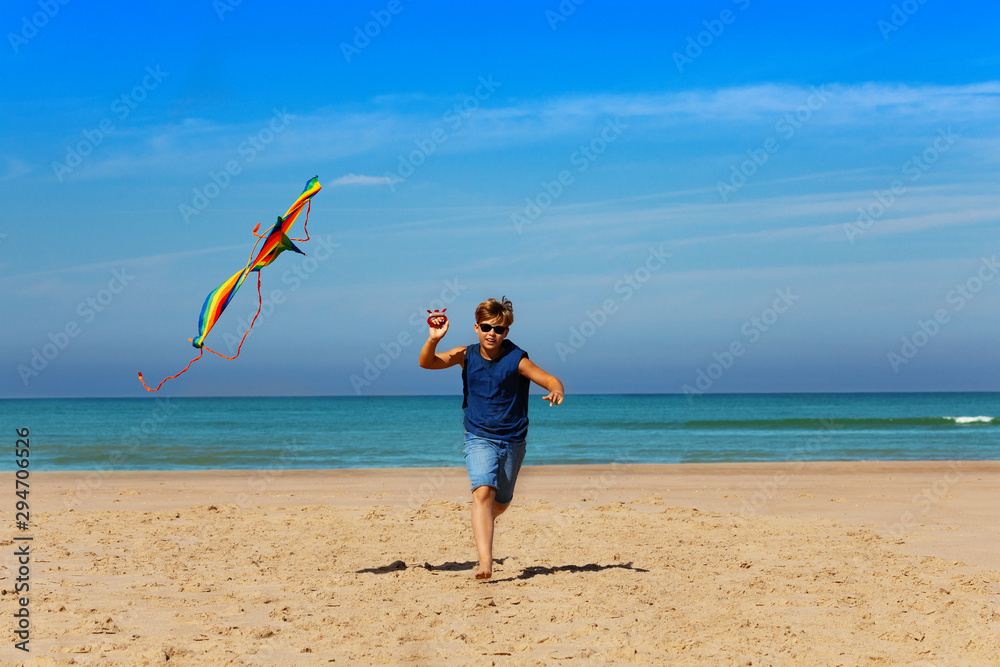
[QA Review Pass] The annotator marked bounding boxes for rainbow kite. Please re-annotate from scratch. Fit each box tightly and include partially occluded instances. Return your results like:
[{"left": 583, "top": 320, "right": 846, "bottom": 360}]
[{"left": 139, "top": 176, "right": 322, "bottom": 391}]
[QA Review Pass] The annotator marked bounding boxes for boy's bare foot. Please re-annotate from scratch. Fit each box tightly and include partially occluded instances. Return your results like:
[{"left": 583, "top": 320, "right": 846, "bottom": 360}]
[{"left": 475, "top": 562, "right": 492, "bottom": 579}]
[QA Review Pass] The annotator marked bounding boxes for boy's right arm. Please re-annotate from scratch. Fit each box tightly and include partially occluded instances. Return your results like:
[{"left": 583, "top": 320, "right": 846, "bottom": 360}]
[{"left": 418, "top": 320, "right": 465, "bottom": 370}]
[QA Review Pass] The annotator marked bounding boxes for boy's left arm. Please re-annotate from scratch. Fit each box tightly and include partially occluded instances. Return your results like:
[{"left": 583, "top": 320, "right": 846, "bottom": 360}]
[{"left": 518, "top": 358, "right": 565, "bottom": 406}]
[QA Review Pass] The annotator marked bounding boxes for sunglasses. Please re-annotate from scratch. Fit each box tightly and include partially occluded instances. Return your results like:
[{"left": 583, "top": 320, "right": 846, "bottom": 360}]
[{"left": 478, "top": 323, "right": 508, "bottom": 335}]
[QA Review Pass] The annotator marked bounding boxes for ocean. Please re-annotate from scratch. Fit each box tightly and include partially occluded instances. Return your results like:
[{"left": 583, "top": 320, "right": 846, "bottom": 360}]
[{"left": 2, "top": 393, "right": 999, "bottom": 471}]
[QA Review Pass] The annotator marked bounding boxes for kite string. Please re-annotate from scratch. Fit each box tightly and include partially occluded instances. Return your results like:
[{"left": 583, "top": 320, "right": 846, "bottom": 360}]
[
  {"left": 289, "top": 199, "right": 311, "bottom": 243},
  {"left": 243, "top": 227, "right": 267, "bottom": 269},
  {"left": 202, "top": 271, "right": 263, "bottom": 361},
  {"left": 137, "top": 348, "right": 205, "bottom": 392}
]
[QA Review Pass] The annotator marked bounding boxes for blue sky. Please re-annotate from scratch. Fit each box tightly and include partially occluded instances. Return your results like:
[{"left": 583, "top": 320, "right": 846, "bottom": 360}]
[{"left": 2, "top": 0, "right": 999, "bottom": 397}]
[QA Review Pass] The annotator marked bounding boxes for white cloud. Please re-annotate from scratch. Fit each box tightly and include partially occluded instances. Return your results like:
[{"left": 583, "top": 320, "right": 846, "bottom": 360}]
[
  {"left": 0, "top": 158, "right": 33, "bottom": 181},
  {"left": 329, "top": 173, "right": 393, "bottom": 186},
  {"left": 0, "top": 243, "right": 245, "bottom": 285},
  {"left": 42, "top": 81, "right": 1000, "bottom": 181}
]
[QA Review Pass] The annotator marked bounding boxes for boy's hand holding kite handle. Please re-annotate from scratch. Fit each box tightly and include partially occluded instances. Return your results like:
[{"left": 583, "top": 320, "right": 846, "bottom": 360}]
[
  {"left": 426, "top": 313, "right": 449, "bottom": 341},
  {"left": 418, "top": 315, "right": 467, "bottom": 370},
  {"left": 427, "top": 309, "right": 448, "bottom": 328}
]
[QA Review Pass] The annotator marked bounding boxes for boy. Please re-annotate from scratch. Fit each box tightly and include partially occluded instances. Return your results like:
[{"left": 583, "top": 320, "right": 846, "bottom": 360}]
[{"left": 418, "top": 297, "right": 565, "bottom": 579}]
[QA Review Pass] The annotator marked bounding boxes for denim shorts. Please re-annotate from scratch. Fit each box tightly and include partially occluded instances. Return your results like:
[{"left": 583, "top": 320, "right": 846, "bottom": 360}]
[{"left": 463, "top": 432, "right": 526, "bottom": 505}]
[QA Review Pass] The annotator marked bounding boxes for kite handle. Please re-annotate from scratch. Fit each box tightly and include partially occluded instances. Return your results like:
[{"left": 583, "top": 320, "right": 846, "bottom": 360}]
[
  {"left": 427, "top": 309, "right": 448, "bottom": 328},
  {"left": 138, "top": 348, "right": 204, "bottom": 392}
]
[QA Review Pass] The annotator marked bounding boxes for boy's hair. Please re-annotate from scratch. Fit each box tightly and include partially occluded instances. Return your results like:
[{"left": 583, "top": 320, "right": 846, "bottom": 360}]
[{"left": 475, "top": 296, "right": 514, "bottom": 327}]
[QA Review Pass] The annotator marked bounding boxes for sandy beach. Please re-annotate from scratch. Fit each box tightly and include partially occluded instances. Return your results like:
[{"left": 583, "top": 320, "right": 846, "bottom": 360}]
[{"left": 4, "top": 462, "right": 1000, "bottom": 665}]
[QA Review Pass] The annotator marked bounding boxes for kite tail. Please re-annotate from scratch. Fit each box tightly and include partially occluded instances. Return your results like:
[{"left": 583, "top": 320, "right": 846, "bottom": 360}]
[
  {"left": 202, "top": 272, "right": 263, "bottom": 361},
  {"left": 289, "top": 199, "right": 311, "bottom": 243},
  {"left": 139, "top": 272, "right": 261, "bottom": 388},
  {"left": 138, "top": 348, "right": 205, "bottom": 392}
]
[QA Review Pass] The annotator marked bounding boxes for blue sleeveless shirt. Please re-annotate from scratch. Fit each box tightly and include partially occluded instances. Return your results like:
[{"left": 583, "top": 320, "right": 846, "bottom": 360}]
[{"left": 462, "top": 340, "right": 530, "bottom": 441}]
